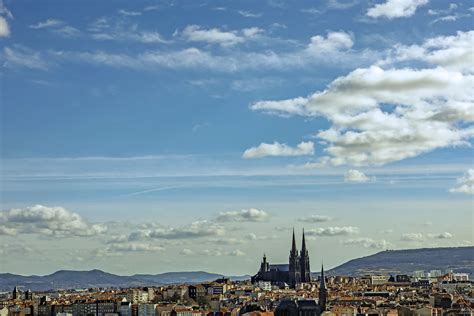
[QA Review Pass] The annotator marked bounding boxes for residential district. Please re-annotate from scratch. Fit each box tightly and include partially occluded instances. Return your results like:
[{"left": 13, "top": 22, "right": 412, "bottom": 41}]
[{"left": 1, "top": 231, "right": 472, "bottom": 316}]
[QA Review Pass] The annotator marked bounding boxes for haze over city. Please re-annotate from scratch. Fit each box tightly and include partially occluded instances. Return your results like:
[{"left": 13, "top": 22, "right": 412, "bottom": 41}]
[{"left": 0, "top": 0, "right": 473, "bottom": 276}]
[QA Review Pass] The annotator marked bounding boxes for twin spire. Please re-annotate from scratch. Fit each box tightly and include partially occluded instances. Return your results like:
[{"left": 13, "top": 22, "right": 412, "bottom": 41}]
[{"left": 291, "top": 228, "right": 307, "bottom": 253}]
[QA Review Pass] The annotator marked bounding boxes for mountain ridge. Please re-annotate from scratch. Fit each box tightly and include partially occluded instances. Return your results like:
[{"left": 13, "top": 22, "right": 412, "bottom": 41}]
[{"left": 1, "top": 246, "right": 472, "bottom": 291}]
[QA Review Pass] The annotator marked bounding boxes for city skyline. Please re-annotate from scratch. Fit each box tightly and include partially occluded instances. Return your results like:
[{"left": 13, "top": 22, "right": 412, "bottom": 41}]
[{"left": 0, "top": 0, "right": 473, "bottom": 275}]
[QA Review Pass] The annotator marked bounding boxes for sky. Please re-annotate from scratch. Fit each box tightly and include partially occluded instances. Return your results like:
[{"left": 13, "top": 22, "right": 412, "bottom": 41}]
[{"left": 0, "top": 0, "right": 473, "bottom": 276}]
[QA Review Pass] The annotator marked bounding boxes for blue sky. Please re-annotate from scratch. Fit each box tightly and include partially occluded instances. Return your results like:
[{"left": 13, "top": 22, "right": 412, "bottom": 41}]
[{"left": 0, "top": 0, "right": 473, "bottom": 275}]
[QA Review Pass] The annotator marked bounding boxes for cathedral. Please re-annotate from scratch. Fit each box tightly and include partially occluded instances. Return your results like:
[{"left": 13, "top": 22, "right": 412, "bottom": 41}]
[{"left": 251, "top": 229, "right": 311, "bottom": 288}]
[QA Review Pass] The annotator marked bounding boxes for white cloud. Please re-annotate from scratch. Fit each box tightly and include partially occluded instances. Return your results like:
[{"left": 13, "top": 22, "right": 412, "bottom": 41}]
[
  {"left": 401, "top": 232, "right": 454, "bottom": 241},
  {"left": 3, "top": 46, "right": 50, "bottom": 70},
  {"left": 200, "top": 249, "right": 246, "bottom": 257},
  {"left": 344, "top": 169, "right": 372, "bottom": 183},
  {"left": 201, "top": 249, "right": 224, "bottom": 256},
  {"left": 52, "top": 30, "right": 376, "bottom": 72},
  {"left": 297, "top": 215, "right": 332, "bottom": 223},
  {"left": 428, "top": 232, "right": 453, "bottom": 239},
  {"left": 229, "top": 249, "right": 246, "bottom": 256},
  {"left": 179, "top": 25, "right": 262, "bottom": 46},
  {"left": 54, "top": 25, "right": 81, "bottom": 38},
  {"left": 0, "top": 16, "right": 9, "bottom": 37},
  {"left": 142, "top": 220, "right": 226, "bottom": 239},
  {"left": 0, "top": 205, "right": 106, "bottom": 237},
  {"left": 367, "top": 0, "right": 429, "bottom": 19},
  {"left": 243, "top": 141, "right": 314, "bottom": 158},
  {"left": 92, "top": 30, "right": 168, "bottom": 44},
  {"left": 327, "top": 0, "right": 357, "bottom": 10},
  {"left": 180, "top": 248, "right": 194, "bottom": 255},
  {"left": 118, "top": 9, "right": 142, "bottom": 16},
  {"left": 449, "top": 169, "right": 474, "bottom": 194},
  {"left": 301, "top": 8, "right": 322, "bottom": 15},
  {"left": 306, "top": 31, "right": 353, "bottom": 54},
  {"left": 0, "top": 226, "right": 17, "bottom": 236},
  {"left": 306, "top": 226, "right": 359, "bottom": 236},
  {"left": 87, "top": 17, "right": 168, "bottom": 44},
  {"left": 107, "top": 242, "right": 165, "bottom": 252},
  {"left": 238, "top": 10, "right": 262, "bottom": 18},
  {"left": 216, "top": 208, "right": 270, "bottom": 222},
  {"left": 29, "top": 19, "right": 64, "bottom": 29},
  {"left": 342, "top": 237, "right": 392, "bottom": 249},
  {"left": 385, "top": 31, "right": 474, "bottom": 73},
  {"left": 251, "top": 31, "right": 474, "bottom": 167},
  {"left": 428, "top": 3, "right": 457, "bottom": 15},
  {"left": 401, "top": 232, "right": 424, "bottom": 241}
]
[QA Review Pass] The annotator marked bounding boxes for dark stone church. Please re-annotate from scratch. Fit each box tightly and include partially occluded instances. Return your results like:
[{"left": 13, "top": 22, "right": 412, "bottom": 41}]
[{"left": 251, "top": 229, "right": 311, "bottom": 288}]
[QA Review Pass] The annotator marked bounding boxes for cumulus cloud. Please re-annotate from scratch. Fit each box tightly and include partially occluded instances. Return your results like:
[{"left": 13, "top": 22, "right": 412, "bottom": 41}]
[
  {"left": 297, "top": 215, "right": 332, "bottom": 223},
  {"left": 367, "top": 0, "right": 429, "bottom": 19},
  {"left": 179, "top": 25, "right": 263, "bottom": 46},
  {"left": 243, "top": 141, "right": 314, "bottom": 158},
  {"left": 401, "top": 232, "right": 453, "bottom": 241},
  {"left": 216, "top": 208, "right": 270, "bottom": 222},
  {"left": 306, "top": 226, "right": 359, "bottom": 236},
  {"left": 136, "top": 220, "right": 226, "bottom": 239},
  {"left": 306, "top": 31, "right": 353, "bottom": 54},
  {"left": 449, "top": 169, "right": 474, "bottom": 194},
  {"left": 401, "top": 232, "right": 424, "bottom": 241},
  {"left": 251, "top": 31, "right": 474, "bottom": 167},
  {"left": 0, "top": 205, "right": 106, "bottom": 237},
  {"left": 342, "top": 237, "right": 392, "bottom": 249},
  {"left": 344, "top": 169, "right": 372, "bottom": 183}
]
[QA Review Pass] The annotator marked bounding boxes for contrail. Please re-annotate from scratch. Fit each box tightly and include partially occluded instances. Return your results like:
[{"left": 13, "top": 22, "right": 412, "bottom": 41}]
[{"left": 124, "top": 185, "right": 185, "bottom": 197}]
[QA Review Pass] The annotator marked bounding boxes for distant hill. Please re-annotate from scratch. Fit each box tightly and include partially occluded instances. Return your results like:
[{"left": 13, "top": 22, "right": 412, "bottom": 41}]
[
  {"left": 1, "top": 247, "right": 472, "bottom": 291},
  {"left": 0, "top": 270, "right": 250, "bottom": 291},
  {"left": 327, "top": 246, "right": 474, "bottom": 276}
]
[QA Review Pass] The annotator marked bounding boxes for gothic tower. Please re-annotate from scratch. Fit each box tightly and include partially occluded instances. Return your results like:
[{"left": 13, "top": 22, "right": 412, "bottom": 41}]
[
  {"left": 288, "top": 229, "right": 301, "bottom": 288},
  {"left": 300, "top": 229, "right": 311, "bottom": 283},
  {"left": 319, "top": 264, "right": 327, "bottom": 312}
]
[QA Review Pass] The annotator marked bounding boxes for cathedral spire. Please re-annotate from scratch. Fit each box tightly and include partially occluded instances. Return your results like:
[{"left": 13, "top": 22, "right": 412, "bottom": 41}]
[
  {"left": 302, "top": 228, "right": 306, "bottom": 251},
  {"left": 319, "top": 263, "right": 327, "bottom": 312},
  {"left": 291, "top": 228, "right": 297, "bottom": 254}
]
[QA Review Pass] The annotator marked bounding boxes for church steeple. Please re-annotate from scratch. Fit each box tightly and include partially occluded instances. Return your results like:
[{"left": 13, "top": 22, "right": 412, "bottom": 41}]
[
  {"left": 288, "top": 228, "right": 301, "bottom": 288},
  {"left": 300, "top": 229, "right": 311, "bottom": 283},
  {"left": 291, "top": 228, "right": 297, "bottom": 255},
  {"left": 319, "top": 264, "right": 327, "bottom": 312}
]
